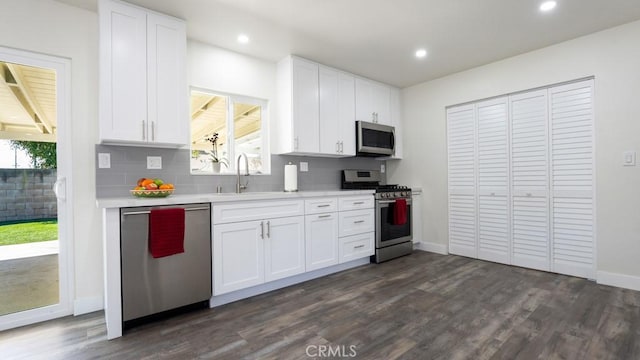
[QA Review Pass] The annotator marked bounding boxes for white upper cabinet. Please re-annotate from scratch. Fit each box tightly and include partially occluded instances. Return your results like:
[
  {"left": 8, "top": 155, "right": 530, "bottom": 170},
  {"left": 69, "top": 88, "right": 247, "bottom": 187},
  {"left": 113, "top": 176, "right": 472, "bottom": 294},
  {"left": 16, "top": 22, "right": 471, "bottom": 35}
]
[
  {"left": 319, "top": 66, "right": 356, "bottom": 156},
  {"left": 276, "top": 55, "right": 400, "bottom": 158},
  {"left": 276, "top": 56, "right": 319, "bottom": 154},
  {"left": 99, "top": 0, "right": 188, "bottom": 147},
  {"left": 355, "top": 78, "right": 391, "bottom": 125}
]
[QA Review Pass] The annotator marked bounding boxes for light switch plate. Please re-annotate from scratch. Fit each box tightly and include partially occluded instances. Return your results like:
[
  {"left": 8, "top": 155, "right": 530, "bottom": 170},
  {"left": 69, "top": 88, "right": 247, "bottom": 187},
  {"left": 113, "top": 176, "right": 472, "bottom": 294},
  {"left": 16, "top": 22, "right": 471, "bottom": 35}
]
[
  {"left": 147, "top": 156, "right": 162, "bottom": 169},
  {"left": 98, "top": 153, "right": 110, "bottom": 168},
  {"left": 299, "top": 162, "right": 308, "bottom": 172},
  {"left": 623, "top": 151, "right": 636, "bottom": 166}
]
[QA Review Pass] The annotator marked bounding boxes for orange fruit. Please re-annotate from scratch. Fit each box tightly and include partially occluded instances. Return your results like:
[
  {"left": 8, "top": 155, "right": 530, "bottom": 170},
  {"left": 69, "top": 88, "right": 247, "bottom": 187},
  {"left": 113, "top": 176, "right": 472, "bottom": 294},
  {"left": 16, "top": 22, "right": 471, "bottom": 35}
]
[
  {"left": 141, "top": 179, "right": 154, "bottom": 187},
  {"left": 166, "top": 183, "right": 175, "bottom": 189},
  {"left": 159, "top": 184, "right": 171, "bottom": 190}
]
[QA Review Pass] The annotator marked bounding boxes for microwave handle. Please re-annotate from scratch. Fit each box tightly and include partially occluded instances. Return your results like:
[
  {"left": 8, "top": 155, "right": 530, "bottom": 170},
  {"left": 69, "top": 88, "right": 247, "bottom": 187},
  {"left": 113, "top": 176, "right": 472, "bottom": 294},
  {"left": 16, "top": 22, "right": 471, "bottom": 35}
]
[{"left": 391, "top": 130, "right": 396, "bottom": 150}]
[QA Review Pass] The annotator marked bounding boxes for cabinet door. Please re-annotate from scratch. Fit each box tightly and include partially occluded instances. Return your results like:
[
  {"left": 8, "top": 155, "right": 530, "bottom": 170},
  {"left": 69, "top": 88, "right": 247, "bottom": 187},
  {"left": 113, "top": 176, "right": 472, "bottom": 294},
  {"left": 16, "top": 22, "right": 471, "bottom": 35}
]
[
  {"left": 213, "top": 221, "right": 264, "bottom": 295},
  {"left": 476, "top": 97, "right": 510, "bottom": 264},
  {"left": 265, "top": 216, "right": 305, "bottom": 282},
  {"left": 319, "top": 66, "right": 340, "bottom": 155},
  {"left": 371, "top": 82, "right": 391, "bottom": 125},
  {"left": 147, "top": 13, "right": 187, "bottom": 146},
  {"left": 339, "top": 232, "right": 374, "bottom": 263},
  {"left": 338, "top": 72, "right": 356, "bottom": 156},
  {"left": 510, "top": 89, "right": 550, "bottom": 271},
  {"left": 292, "top": 58, "right": 319, "bottom": 153},
  {"left": 305, "top": 213, "right": 339, "bottom": 271},
  {"left": 447, "top": 104, "right": 477, "bottom": 258},
  {"left": 388, "top": 87, "right": 402, "bottom": 158},
  {"left": 355, "top": 78, "right": 375, "bottom": 123},
  {"left": 99, "top": 0, "right": 147, "bottom": 143},
  {"left": 549, "top": 79, "right": 595, "bottom": 279}
]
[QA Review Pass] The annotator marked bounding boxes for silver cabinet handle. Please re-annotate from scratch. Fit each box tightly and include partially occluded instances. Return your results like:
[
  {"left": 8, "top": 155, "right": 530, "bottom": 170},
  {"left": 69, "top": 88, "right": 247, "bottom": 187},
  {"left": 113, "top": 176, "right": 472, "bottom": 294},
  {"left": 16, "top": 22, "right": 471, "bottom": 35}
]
[
  {"left": 354, "top": 244, "right": 365, "bottom": 249},
  {"left": 339, "top": 141, "right": 343, "bottom": 153},
  {"left": 151, "top": 121, "right": 155, "bottom": 141},
  {"left": 354, "top": 220, "right": 365, "bottom": 224},
  {"left": 260, "top": 221, "right": 264, "bottom": 239},
  {"left": 318, "top": 214, "right": 331, "bottom": 219},
  {"left": 294, "top": 137, "right": 299, "bottom": 151},
  {"left": 336, "top": 141, "right": 339, "bottom": 153},
  {"left": 317, "top": 204, "right": 331, "bottom": 208},
  {"left": 121, "top": 207, "right": 210, "bottom": 216},
  {"left": 353, "top": 201, "right": 365, "bottom": 205},
  {"left": 266, "top": 220, "right": 270, "bottom": 238},
  {"left": 142, "top": 120, "right": 146, "bottom": 141}
]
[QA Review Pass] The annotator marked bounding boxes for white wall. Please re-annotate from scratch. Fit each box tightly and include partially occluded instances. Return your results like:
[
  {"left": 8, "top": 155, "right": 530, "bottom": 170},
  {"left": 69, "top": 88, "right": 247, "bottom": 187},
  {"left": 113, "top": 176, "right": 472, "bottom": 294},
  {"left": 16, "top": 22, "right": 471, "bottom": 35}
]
[
  {"left": 0, "top": 0, "right": 102, "bottom": 310},
  {"left": 389, "top": 20, "right": 640, "bottom": 281}
]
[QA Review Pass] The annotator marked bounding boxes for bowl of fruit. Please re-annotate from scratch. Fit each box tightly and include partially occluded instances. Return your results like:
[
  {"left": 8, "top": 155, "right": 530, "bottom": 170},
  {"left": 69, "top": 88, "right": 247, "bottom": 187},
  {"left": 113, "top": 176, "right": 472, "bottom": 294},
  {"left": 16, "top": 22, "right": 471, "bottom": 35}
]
[{"left": 131, "top": 178, "right": 175, "bottom": 198}]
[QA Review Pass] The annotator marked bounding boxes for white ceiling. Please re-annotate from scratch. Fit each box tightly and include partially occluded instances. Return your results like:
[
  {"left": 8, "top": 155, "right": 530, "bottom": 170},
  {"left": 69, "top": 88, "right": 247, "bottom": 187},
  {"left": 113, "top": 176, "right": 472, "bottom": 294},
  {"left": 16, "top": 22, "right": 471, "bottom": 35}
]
[{"left": 57, "top": 0, "right": 640, "bottom": 88}]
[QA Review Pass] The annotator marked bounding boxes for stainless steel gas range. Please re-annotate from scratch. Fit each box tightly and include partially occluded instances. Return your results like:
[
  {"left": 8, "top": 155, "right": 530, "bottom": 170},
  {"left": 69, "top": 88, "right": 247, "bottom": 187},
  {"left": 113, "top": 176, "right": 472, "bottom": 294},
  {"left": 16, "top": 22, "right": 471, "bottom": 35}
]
[{"left": 342, "top": 170, "right": 413, "bottom": 263}]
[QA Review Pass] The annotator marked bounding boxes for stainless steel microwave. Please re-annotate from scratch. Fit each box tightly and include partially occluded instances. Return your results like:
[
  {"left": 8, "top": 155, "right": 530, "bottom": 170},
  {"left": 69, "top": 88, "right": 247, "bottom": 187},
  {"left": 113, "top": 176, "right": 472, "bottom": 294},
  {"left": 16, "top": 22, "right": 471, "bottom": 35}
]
[{"left": 356, "top": 121, "right": 395, "bottom": 157}]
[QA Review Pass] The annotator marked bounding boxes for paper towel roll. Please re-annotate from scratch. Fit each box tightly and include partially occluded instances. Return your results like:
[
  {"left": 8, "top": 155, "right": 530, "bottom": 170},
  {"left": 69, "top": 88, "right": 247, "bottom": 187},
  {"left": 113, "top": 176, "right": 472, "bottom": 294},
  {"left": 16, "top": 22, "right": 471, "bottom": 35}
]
[{"left": 284, "top": 162, "right": 298, "bottom": 192}]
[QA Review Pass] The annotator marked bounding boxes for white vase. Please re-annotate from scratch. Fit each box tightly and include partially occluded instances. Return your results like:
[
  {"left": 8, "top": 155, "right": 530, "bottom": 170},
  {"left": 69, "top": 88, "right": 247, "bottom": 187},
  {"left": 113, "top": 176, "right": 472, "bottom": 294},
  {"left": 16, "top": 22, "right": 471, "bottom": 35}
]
[{"left": 211, "top": 162, "right": 221, "bottom": 173}]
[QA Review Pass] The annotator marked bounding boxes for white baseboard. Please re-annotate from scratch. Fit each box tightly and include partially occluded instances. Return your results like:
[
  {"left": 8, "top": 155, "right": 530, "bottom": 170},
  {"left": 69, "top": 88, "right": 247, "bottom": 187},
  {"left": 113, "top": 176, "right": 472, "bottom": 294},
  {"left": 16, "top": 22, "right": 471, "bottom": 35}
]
[
  {"left": 211, "top": 258, "right": 370, "bottom": 307},
  {"left": 414, "top": 241, "right": 448, "bottom": 255},
  {"left": 597, "top": 271, "right": 640, "bottom": 292},
  {"left": 74, "top": 296, "right": 103, "bottom": 315}
]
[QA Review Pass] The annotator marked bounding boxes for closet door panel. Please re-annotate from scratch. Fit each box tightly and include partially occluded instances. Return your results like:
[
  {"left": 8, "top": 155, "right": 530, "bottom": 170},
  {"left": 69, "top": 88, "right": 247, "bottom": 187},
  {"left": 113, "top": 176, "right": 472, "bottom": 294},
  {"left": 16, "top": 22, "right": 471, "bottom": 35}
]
[
  {"left": 476, "top": 98, "right": 509, "bottom": 264},
  {"left": 510, "top": 90, "right": 550, "bottom": 270},
  {"left": 447, "top": 104, "right": 476, "bottom": 257},
  {"left": 550, "top": 79, "right": 595, "bottom": 278}
]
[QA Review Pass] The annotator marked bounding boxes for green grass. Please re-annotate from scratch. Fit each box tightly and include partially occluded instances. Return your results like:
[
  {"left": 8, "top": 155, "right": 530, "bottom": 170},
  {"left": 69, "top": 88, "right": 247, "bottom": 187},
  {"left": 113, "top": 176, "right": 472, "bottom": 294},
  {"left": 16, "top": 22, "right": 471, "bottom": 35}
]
[{"left": 0, "top": 220, "right": 58, "bottom": 246}]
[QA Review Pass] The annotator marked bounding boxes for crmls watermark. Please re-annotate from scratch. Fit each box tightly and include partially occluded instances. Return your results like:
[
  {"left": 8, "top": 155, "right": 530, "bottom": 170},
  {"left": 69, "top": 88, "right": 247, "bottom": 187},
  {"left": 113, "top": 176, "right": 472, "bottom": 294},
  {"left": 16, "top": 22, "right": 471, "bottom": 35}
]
[{"left": 305, "top": 344, "right": 357, "bottom": 358}]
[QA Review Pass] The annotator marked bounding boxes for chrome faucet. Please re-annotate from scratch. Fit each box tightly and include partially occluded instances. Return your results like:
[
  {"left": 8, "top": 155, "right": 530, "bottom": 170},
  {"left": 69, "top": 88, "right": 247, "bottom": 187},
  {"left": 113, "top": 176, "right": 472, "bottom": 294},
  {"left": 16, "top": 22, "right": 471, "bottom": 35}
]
[{"left": 236, "top": 153, "right": 249, "bottom": 193}]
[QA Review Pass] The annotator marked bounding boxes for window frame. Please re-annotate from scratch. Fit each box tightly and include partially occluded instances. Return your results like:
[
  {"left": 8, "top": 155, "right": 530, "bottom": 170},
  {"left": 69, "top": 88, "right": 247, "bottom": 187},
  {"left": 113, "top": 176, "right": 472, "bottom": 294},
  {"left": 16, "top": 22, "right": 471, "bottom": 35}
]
[{"left": 189, "top": 87, "right": 270, "bottom": 175}]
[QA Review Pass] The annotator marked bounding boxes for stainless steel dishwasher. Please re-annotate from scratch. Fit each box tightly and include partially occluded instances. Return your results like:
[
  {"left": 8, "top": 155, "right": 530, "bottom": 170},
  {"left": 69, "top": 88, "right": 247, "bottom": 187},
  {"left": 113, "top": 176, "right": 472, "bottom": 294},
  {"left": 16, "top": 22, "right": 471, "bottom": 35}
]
[{"left": 120, "top": 203, "right": 211, "bottom": 327}]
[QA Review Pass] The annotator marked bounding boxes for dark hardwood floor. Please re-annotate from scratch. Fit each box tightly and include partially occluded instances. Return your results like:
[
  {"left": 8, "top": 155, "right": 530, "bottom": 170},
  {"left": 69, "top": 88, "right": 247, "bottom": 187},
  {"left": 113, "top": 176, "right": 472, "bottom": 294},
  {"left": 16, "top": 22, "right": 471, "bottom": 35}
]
[{"left": 2, "top": 251, "right": 640, "bottom": 359}]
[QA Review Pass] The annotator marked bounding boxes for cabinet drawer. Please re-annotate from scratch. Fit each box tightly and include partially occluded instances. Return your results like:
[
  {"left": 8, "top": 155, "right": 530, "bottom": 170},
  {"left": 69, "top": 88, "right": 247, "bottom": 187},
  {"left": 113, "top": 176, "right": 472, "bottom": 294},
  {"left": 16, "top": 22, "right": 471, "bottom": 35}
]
[
  {"left": 338, "top": 196, "right": 374, "bottom": 211},
  {"left": 339, "top": 232, "right": 374, "bottom": 263},
  {"left": 213, "top": 200, "right": 304, "bottom": 224},
  {"left": 339, "top": 209, "right": 374, "bottom": 237},
  {"left": 305, "top": 197, "right": 338, "bottom": 214}
]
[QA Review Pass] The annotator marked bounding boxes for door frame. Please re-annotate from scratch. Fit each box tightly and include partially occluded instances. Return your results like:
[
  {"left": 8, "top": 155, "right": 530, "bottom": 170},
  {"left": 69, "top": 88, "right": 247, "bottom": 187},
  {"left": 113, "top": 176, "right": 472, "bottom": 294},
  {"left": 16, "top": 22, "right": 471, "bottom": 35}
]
[{"left": 0, "top": 46, "right": 74, "bottom": 330}]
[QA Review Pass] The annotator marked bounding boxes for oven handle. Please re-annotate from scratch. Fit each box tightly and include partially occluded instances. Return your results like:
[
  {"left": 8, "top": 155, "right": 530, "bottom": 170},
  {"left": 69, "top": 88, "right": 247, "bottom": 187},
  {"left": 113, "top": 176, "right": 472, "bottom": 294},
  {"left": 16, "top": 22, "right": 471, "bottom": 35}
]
[{"left": 377, "top": 199, "right": 412, "bottom": 205}]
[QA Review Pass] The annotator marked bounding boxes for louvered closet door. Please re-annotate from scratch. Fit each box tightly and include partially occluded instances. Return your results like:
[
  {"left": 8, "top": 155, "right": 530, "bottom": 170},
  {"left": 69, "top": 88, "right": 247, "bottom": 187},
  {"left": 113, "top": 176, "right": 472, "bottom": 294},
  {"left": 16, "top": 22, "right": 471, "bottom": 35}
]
[
  {"left": 476, "top": 97, "right": 510, "bottom": 264},
  {"left": 510, "top": 90, "right": 550, "bottom": 271},
  {"left": 549, "top": 79, "right": 595, "bottom": 279},
  {"left": 447, "top": 104, "right": 477, "bottom": 258}
]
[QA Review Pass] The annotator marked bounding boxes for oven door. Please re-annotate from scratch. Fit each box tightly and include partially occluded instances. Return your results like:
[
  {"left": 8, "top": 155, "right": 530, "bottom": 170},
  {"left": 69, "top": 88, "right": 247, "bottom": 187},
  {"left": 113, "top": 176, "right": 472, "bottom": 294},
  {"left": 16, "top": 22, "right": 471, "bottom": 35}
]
[{"left": 376, "top": 198, "right": 412, "bottom": 248}]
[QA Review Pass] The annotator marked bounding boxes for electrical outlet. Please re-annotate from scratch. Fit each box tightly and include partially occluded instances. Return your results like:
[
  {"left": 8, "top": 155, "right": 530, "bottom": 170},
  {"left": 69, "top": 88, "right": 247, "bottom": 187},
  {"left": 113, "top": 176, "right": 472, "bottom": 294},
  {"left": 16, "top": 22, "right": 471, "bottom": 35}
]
[
  {"left": 623, "top": 151, "right": 636, "bottom": 166},
  {"left": 98, "top": 153, "right": 111, "bottom": 168},
  {"left": 147, "top": 156, "right": 162, "bottom": 169},
  {"left": 300, "top": 162, "right": 309, "bottom": 172},
  {"left": 380, "top": 164, "right": 386, "bottom": 173}
]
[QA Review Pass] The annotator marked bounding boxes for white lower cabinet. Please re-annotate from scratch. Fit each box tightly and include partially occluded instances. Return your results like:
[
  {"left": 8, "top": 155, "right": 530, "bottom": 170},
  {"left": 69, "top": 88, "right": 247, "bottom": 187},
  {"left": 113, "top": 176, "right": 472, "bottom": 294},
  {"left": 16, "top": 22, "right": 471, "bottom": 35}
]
[
  {"left": 213, "top": 220, "right": 265, "bottom": 295},
  {"left": 213, "top": 200, "right": 305, "bottom": 295},
  {"left": 339, "top": 232, "right": 374, "bottom": 263},
  {"left": 213, "top": 195, "right": 374, "bottom": 296},
  {"left": 305, "top": 212, "right": 339, "bottom": 271},
  {"left": 264, "top": 216, "right": 305, "bottom": 282}
]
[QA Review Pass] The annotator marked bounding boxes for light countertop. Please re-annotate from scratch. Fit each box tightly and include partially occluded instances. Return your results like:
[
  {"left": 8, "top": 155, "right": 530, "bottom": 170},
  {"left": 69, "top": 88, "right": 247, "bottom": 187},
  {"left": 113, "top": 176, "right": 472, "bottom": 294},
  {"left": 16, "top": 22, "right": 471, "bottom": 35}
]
[{"left": 96, "top": 189, "right": 375, "bottom": 208}]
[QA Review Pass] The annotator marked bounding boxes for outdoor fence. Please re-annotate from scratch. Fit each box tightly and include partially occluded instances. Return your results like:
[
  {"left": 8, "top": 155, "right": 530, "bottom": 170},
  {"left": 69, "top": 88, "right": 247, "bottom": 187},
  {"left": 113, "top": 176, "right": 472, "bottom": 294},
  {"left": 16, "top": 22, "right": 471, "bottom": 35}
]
[{"left": 0, "top": 169, "right": 57, "bottom": 223}]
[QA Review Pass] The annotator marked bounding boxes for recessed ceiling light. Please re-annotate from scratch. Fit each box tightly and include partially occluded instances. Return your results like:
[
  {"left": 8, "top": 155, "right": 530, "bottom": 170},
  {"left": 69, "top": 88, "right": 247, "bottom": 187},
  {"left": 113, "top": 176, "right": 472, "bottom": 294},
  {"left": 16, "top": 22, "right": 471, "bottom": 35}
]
[
  {"left": 237, "top": 34, "right": 250, "bottom": 44},
  {"left": 539, "top": 1, "right": 557, "bottom": 12},
  {"left": 415, "top": 49, "right": 427, "bottom": 59}
]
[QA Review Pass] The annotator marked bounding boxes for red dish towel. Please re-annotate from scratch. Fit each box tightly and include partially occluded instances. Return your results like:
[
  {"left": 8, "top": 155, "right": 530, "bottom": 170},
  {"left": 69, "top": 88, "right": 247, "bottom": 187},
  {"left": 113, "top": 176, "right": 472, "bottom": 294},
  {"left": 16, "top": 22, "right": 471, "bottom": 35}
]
[
  {"left": 393, "top": 198, "right": 407, "bottom": 226},
  {"left": 149, "top": 208, "right": 185, "bottom": 258}
]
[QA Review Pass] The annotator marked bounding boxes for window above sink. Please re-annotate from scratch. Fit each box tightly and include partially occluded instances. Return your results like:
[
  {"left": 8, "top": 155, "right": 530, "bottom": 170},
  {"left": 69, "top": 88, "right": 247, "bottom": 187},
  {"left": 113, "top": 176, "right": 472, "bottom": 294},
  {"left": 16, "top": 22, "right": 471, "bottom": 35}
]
[{"left": 190, "top": 88, "right": 269, "bottom": 175}]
